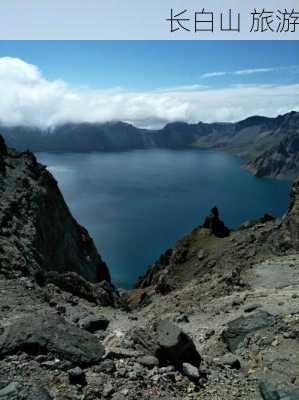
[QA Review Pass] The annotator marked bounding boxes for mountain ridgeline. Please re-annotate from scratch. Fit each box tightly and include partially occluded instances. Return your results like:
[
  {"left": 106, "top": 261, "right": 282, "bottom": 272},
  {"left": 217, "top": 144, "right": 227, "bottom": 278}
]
[{"left": 1, "top": 111, "right": 299, "bottom": 179}]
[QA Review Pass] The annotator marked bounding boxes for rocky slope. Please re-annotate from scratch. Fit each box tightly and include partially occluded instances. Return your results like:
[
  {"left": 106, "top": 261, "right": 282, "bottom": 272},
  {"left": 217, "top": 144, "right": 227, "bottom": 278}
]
[
  {"left": 130, "top": 183, "right": 299, "bottom": 398},
  {"left": 247, "top": 133, "right": 299, "bottom": 180},
  {"left": 1, "top": 135, "right": 299, "bottom": 399},
  {"left": 1, "top": 112, "right": 298, "bottom": 180},
  {"left": 0, "top": 135, "right": 110, "bottom": 283}
]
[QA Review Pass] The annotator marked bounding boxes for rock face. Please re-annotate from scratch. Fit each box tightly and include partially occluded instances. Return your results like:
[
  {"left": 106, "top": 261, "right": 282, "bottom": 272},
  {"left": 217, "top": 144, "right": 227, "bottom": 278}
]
[
  {"left": 246, "top": 112, "right": 299, "bottom": 179},
  {"left": 247, "top": 134, "right": 299, "bottom": 180},
  {"left": 0, "top": 311, "right": 105, "bottom": 366},
  {"left": 0, "top": 135, "right": 110, "bottom": 283},
  {"left": 222, "top": 311, "right": 275, "bottom": 352}
]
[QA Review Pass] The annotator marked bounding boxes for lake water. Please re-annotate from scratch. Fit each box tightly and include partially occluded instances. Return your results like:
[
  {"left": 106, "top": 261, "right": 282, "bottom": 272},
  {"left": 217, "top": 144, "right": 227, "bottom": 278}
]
[{"left": 37, "top": 149, "right": 292, "bottom": 288}]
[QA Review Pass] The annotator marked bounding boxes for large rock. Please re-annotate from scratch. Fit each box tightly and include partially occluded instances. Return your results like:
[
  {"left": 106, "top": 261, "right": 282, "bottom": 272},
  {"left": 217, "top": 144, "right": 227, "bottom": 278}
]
[
  {"left": 222, "top": 310, "right": 275, "bottom": 352},
  {"left": 182, "top": 362, "right": 200, "bottom": 381},
  {"left": 0, "top": 134, "right": 7, "bottom": 155},
  {"left": 203, "top": 206, "right": 230, "bottom": 238},
  {"left": 43, "top": 271, "right": 118, "bottom": 306},
  {"left": 28, "top": 388, "right": 53, "bottom": 400},
  {"left": 0, "top": 312, "right": 105, "bottom": 366},
  {"left": 78, "top": 314, "right": 109, "bottom": 332},
  {"left": 156, "top": 320, "right": 201, "bottom": 368},
  {"left": 132, "top": 320, "right": 201, "bottom": 369},
  {"left": 259, "top": 381, "right": 299, "bottom": 400},
  {"left": 0, "top": 137, "right": 110, "bottom": 283},
  {"left": 0, "top": 382, "right": 19, "bottom": 397},
  {"left": 155, "top": 320, "right": 201, "bottom": 368}
]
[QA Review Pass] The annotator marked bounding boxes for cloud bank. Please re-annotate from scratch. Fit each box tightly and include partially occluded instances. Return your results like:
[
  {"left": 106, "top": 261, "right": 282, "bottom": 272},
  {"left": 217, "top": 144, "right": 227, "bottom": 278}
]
[{"left": 0, "top": 57, "right": 298, "bottom": 129}]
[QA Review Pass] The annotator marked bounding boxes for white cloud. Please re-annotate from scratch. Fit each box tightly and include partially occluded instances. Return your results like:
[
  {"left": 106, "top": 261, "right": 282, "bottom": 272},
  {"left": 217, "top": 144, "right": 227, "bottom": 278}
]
[
  {"left": 0, "top": 57, "right": 298, "bottom": 129},
  {"left": 201, "top": 71, "right": 227, "bottom": 79},
  {"left": 234, "top": 68, "right": 275, "bottom": 75}
]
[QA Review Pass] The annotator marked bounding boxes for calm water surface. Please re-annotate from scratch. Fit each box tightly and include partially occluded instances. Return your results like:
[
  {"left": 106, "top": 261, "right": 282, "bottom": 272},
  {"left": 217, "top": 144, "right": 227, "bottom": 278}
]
[{"left": 37, "top": 149, "right": 291, "bottom": 288}]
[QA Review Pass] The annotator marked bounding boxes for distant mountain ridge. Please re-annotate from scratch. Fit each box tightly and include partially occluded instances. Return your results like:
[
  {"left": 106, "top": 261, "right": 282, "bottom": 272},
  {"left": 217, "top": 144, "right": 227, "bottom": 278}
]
[{"left": 0, "top": 111, "right": 298, "bottom": 179}]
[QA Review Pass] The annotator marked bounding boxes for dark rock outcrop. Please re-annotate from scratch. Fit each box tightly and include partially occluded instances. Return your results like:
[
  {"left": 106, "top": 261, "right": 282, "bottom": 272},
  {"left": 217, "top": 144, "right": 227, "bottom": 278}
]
[
  {"left": 155, "top": 320, "right": 201, "bottom": 368},
  {"left": 78, "top": 314, "right": 109, "bottom": 332},
  {"left": 0, "top": 311, "right": 105, "bottom": 366},
  {"left": 0, "top": 137, "right": 110, "bottom": 283},
  {"left": 42, "top": 271, "right": 119, "bottom": 306},
  {"left": 222, "top": 311, "right": 275, "bottom": 352},
  {"left": 259, "top": 381, "right": 299, "bottom": 400},
  {"left": 131, "top": 320, "right": 201, "bottom": 370},
  {"left": 0, "top": 134, "right": 7, "bottom": 155},
  {"left": 203, "top": 206, "right": 230, "bottom": 238},
  {"left": 246, "top": 113, "right": 299, "bottom": 179}
]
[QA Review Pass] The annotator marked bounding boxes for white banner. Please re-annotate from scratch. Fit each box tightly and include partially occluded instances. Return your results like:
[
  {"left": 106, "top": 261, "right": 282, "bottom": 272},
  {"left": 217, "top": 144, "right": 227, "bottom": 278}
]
[{"left": 0, "top": 0, "right": 298, "bottom": 40}]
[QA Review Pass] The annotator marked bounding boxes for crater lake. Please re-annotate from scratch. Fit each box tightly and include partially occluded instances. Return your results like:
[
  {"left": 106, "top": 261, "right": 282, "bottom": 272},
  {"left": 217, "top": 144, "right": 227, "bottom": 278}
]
[{"left": 37, "top": 149, "right": 292, "bottom": 288}]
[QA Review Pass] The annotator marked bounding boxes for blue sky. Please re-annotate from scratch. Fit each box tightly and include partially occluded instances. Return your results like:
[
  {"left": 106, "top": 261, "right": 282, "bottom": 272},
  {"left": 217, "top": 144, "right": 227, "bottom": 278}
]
[
  {"left": 0, "top": 41, "right": 298, "bottom": 89},
  {"left": 0, "top": 41, "right": 298, "bottom": 128}
]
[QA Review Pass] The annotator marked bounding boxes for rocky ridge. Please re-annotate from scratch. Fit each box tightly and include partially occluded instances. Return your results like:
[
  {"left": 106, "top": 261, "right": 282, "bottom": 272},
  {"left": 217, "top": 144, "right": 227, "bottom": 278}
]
[
  {"left": 247, "top": 133, "right": 299, "bottom": 180},
  {"left": 1, "top": 111, "right": 299, "bottom": 179}
]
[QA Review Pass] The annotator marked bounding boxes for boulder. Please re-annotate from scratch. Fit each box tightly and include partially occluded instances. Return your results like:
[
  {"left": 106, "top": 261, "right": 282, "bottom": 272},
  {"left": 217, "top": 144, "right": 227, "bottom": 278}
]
[
  {"left": 259, "top": 381, "right": 299, "bottom": 400},
  {"left": 156, "top": 320, "right": 201, "bottom": 368},
  {"left": 0, "top": 312, "right": 105, "bottom": 366},
  {"left": 78, "top": 315, "right": 109, "bottom": 332},
  {"left": 28, "top": 388, "right": 53, "bottom": 400},
  {"left": 68, "top": 367, "right": 86, "bottom": 386},
  {"left": 131, "top": 321, "right": 201, "bottom": 370},
  {"left": 182, "top": 362, "right": 200, "bottom": 381},
  {"left": 0, "top": 382, "right": 19, "bottom": 397},
  {"left": 103, "top": 383, "right": 114, "bottom": 398},
  {"left": 95, "top": 359, "right": 115, "bottom": 373},
  {"left": 222, "top": 310, "right": 275, "bottom": 352},
  {"left": 213, "top": 354, "right": 241, "bottom": 370},
  {"left": 137, "top": 355, "right": 159, "bottom": 368}
]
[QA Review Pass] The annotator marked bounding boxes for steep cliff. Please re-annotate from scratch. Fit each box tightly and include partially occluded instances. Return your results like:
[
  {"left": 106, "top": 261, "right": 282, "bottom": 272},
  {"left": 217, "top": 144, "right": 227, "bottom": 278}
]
[
  {"left": 246, "top": 134, "right": 299, "bottom": 180},
  {"left": 0, "top": 134, "right": 110, "bottom": 283}
]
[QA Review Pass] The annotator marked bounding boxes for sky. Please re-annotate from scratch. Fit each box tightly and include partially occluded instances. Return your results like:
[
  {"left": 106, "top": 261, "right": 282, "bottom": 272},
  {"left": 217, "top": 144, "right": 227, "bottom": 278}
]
[{"left": 0, "top": 41, "right": 298, "bottom": 128}]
